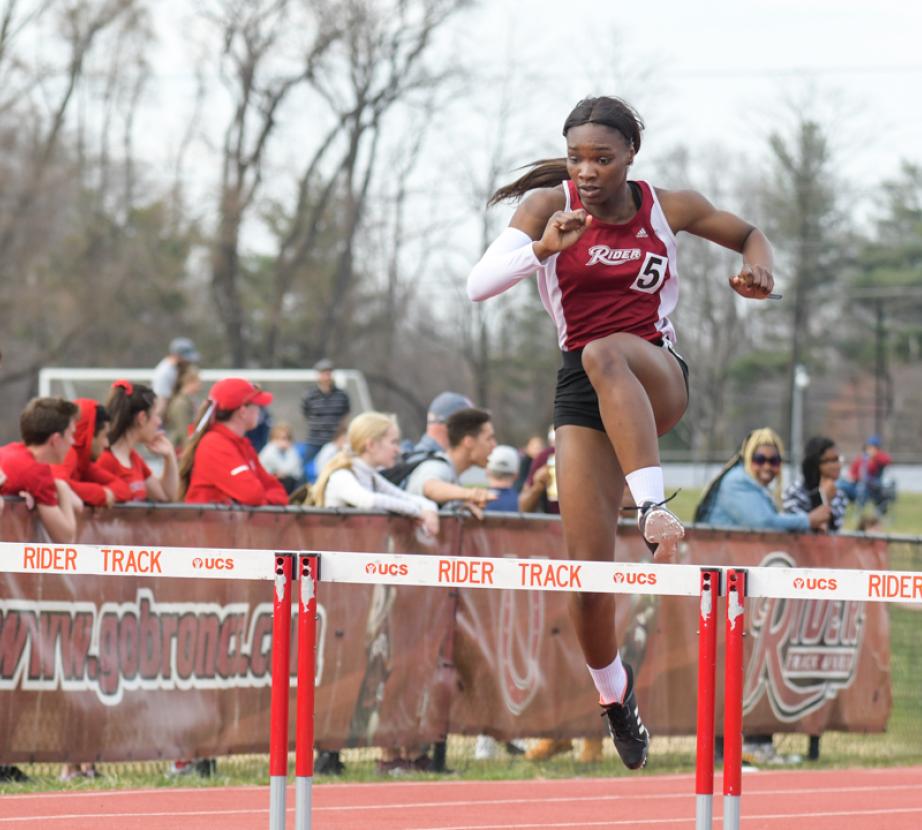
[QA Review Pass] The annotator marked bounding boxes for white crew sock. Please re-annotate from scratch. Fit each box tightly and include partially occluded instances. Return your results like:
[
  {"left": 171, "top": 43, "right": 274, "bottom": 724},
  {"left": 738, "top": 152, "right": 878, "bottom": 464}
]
[
  {"left": 625, "top": 466, "right": 665, "bottom": 508},
  {"left": 588, "top": 653, "right": 628, "bottom": 705}
]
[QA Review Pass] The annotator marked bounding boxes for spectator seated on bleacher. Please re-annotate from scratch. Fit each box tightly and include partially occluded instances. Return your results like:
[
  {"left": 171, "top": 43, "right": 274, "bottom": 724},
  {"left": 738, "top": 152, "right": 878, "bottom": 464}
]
[
  {"left": 839, "top": 435, "right": 895, "bottom": 516},
  {"left": 258, "top": 422, "right": 304, "bottom": 494},
  {"left": 484, "top": 445, "right": 521, "bottom": 512},
  {"left": 695, "top": 428, "right": 830, "bottom": 533},
  {"left": 180, "top": 378, "right": 288, "bottom": 506},
  {"left": 0, "top": 397, "right": 82, "bottom": 543},
  {"left": 404, "top": 408, "right": 498, "bottom": 519},
  {"left": 310, "top": 411, "right": 439, "bottom": 537},
  {"left": 97, "top": 381, "right": 179, "bottom": 502},
  {"left": 782, "top": 436, "right": 848, "bottom": 533},
  {"left": 52, "top": 398, "right": 131, "bottom": 508}
]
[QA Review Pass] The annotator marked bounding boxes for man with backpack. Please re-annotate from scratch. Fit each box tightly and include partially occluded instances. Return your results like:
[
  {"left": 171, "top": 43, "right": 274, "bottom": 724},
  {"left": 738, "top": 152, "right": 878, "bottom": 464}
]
[
  {"left": 404, "top": 407, "right": 497, "bottom": 519},
  {"left": 380, "top": 391, "right": 472, "bottom": 487}
]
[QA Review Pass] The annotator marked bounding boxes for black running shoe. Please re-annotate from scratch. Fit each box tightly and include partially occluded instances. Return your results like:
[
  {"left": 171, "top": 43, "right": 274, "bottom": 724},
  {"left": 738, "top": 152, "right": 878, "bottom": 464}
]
[
  {"left": 600, "top": 663, "right": 650, "bottom": 770},
  {"left": 638, "top": 500, "right": 684, "bottom": 560},
  {"left": 315, "top": 750, "right": 345, "bottom": 775}
]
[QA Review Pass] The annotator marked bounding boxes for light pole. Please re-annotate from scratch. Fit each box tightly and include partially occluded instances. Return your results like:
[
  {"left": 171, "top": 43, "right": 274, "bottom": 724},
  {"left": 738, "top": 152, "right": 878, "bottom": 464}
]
[{"left": 789, "top": 363, "right": 810, "bottom": 475}]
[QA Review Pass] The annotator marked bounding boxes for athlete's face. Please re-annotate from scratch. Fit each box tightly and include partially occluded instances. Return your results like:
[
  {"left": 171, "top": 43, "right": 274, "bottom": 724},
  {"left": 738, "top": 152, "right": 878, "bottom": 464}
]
[{"left": 565, "top": 123, "right": 634, "bottom": 206}]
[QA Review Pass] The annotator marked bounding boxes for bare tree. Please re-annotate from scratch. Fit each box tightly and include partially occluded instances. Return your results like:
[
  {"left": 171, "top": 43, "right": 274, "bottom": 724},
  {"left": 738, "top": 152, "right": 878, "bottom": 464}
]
[
  {"left": 202, "top": 0, "right": 340, "bottom": 365},
  {"left": 760, "top": 112, "right": 849, "bottom": 448},
  {"left": 655, "top": 145, "right": 750, "bottom": 458},
  {"left": 277, "top": 0, "right": 472, "bottom": 364},
  {"left": 0, "top": 0, "right": 141, "bottom": 267}
]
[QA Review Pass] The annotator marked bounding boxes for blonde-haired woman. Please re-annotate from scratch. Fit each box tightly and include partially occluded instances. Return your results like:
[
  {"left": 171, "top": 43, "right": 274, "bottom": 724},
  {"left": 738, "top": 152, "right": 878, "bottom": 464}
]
[
  {"left": 313, "top": 412, "right": 439, "bottom": 537},
  {"left": 695, "top": 427, "right": 830, "bottom": 531}
]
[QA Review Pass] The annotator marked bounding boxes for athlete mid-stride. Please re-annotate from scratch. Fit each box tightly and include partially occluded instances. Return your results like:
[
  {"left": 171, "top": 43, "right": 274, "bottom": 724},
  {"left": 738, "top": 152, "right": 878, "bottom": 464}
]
[{"left": 467, "top": 96, "right": 775, "bottom": 769}]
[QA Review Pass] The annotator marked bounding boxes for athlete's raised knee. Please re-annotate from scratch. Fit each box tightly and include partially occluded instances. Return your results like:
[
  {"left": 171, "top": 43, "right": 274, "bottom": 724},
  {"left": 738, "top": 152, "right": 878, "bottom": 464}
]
[{"left": 581, "top": 335, "right": 633, "bottom": 381}]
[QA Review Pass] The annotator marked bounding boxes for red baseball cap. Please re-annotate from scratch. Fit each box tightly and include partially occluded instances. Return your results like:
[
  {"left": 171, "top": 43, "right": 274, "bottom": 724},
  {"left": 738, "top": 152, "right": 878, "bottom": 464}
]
[{"left": 208, "top": 378, "right": 273, "bottom": 410}]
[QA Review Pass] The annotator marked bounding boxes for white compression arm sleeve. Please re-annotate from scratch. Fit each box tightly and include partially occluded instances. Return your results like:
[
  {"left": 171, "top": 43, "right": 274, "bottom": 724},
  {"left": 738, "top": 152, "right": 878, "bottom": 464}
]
[{"left": 466, "top": 227, "right": 542, "bottom": 302}]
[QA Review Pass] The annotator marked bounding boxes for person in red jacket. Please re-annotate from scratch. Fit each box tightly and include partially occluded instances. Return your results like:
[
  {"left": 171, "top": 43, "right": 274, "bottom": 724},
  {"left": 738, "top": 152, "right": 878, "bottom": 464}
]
[
  {"left": 52, "top": 399, "right": 132, "bottom": 507},
  {"left": 0, "top": 397, "right": 82, "bottom": 542},
  {"left": 180, "top": 378, "right": 288, "bottom": 505},
  {"left": 97, "top": 380, "right": 179, "bottom": 502}
]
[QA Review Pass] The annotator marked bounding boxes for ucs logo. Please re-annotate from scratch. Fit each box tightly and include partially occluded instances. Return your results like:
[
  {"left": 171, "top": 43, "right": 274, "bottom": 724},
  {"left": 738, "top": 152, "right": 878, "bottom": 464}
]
[
  {"left": 192, "top": 557, "right": 235, "bottom": 570},
  {"left": 613, "top": 571, "right": 657, "bottom": 586},
  {"left": 364, "top": 561, "right": 409, "bottom": 577},
  {"left": 793, "top": 576, "right": 838, "bottom": 591}
]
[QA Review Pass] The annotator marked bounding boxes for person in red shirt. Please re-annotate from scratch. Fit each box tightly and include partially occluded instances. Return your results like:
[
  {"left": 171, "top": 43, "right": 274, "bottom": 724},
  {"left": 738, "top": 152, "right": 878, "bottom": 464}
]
[
  {"left": 843, "top": 435, "right": 894, "bottom": 514},
  {"left": 97, "top": 380, "right": 179, "bottom": 502},
  {"left": 180, "top": 378, "right": 288, "bottom": 506},
  {"left": 52, "top": 399, "right": 132, "bottom": 508},
  {"left": 0, "top": 397, "right": 82, "bottom": 542}
]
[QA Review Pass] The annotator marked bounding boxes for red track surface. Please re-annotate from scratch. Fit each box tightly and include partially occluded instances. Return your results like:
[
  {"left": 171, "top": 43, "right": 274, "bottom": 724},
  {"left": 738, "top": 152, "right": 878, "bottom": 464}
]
[{"left": 2, "top": 767, "right": 922, "bottom": 829}]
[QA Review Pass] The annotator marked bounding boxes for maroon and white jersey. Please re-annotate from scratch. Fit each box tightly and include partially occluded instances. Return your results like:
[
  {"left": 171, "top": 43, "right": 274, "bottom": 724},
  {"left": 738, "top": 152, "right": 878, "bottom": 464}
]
[{"left": 536, "top": 179, "right": 679, "bottom": 351}]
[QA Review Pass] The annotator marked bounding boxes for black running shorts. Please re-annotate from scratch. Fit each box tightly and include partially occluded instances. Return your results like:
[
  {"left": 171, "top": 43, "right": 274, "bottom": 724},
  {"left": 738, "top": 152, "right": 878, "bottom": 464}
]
[{"left": 553, "top": 340, "right": 690, "bottom": 433}]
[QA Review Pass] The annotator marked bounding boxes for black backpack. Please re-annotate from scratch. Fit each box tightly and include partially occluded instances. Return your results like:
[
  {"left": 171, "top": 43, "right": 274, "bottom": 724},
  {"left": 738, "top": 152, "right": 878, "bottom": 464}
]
[{"left": 379, "top": 450, "right": 447, "bottom": 488}]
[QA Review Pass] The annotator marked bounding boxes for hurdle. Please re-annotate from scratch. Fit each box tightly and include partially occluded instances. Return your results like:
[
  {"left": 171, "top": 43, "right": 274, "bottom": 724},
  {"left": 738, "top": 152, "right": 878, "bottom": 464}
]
[
  {"left": 281, "top": 549, "right": 922, "bottom": 830},
  {"left": 5, "top": 541, "right": 922, "bottom": 830}
]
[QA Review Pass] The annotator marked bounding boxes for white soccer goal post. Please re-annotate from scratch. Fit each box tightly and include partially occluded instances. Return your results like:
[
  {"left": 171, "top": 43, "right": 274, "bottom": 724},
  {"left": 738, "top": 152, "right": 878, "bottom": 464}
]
[{"left": 38, "top": 367, "right": 373, "bottom": 439}]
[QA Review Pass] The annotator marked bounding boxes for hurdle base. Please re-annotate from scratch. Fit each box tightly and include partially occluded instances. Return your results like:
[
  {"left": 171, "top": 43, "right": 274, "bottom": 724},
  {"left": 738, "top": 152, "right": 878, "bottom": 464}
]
[
  {"left": 295, "top": 775, "right": 313, "bottom": 830},
  {"left": 695, "top": 794, "right": 712, "bottom": 829},
  {"left": 723, "top": 794, "right": 740, "bottom": 830},
  {"left": 270, "top": 775, "right": 287, "bottom": 830}
]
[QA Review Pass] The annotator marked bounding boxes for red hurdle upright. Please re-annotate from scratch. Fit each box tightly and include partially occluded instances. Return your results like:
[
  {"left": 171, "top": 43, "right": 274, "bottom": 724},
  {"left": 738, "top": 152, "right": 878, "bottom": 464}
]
[
  {"left": 295, "top": 555, "right": 319, "bottom": 830},
  {"left": 695, "top": 568, "right": 721, "bottom": 830},
  {"left": 722, "top": 568, "right": 747, "bottom": 830},
  {"left": 269, "top": 554, "right": 295, "bottom": 830}
]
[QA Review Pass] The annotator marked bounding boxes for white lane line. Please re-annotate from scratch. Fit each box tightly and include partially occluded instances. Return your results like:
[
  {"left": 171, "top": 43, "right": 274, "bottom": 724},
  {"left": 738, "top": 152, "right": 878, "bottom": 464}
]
[
  {"left": 312, "top": 783, "right": 922, "bottom": 812},
  {"left": 409, "top": 806, "right": 922, "bottom": 829},
  {"left": 0, "top": 807, "right": 283, "bottom": 824},
  {"left": 0, "top": 784, "right": 266, "bottom": 800}
]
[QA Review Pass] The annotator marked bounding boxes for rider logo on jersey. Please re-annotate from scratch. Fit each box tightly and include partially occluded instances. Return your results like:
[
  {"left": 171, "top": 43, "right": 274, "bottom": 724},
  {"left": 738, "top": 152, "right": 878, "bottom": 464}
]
[{"left": 585, "top": 246, "right": 642, "bottom": 267}]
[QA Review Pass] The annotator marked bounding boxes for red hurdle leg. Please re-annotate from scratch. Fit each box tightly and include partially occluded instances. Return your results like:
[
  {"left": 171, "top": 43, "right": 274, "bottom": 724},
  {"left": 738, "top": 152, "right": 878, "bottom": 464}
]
[
  {"left": 722, "top": 568, "right": 747, "bottom": 830},
  {"left": 295, "top": 554, "right": 319, "bottom": 830},
  {"left": 695, "top": 568, "right": 721, "bottom": 830},
  {"left": 269, "top": 554, "right": 295, "bottom": 830}
]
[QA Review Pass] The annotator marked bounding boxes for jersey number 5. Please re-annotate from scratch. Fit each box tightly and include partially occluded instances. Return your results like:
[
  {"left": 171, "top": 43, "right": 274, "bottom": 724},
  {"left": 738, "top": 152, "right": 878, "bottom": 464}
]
[{"left": 631, "top": 253, "right": 668, "bottom": 294}]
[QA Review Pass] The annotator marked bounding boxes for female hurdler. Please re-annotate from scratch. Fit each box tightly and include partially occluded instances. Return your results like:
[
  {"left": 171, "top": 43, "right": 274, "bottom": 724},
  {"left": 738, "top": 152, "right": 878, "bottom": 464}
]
[{"left": 467, "top": 96, "right": 775, "bottom": 769}]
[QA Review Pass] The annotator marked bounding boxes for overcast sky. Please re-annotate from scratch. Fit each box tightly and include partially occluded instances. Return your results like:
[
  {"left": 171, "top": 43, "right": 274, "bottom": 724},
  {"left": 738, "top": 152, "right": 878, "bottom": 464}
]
[
  {"left": 139, "top": 0, "right": 922, "bottom": 270},
  {"left": 463, "top": 0, "right": 922, "bottom": 186}
]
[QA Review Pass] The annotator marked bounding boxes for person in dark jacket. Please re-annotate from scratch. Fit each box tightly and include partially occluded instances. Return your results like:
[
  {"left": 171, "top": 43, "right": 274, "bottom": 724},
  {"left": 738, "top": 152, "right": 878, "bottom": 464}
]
[
  {"left": 783, "top": 436, "right": 848, "bottom": 532},
  {"left": 300, "top": 359, "right": 350, "bottom": 468}
]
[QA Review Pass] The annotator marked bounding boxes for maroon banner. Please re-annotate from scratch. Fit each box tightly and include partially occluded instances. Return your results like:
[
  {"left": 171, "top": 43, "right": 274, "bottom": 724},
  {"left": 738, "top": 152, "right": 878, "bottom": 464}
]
[{"left": 0, "top": 503, "right": 892, "bottom": 762}]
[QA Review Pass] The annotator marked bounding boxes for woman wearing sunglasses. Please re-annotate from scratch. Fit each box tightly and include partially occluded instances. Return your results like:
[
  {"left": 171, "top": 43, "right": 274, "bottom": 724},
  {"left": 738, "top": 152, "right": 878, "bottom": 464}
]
[{"left": 694, "top": 428, "right": 830, "bottom": 531}]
